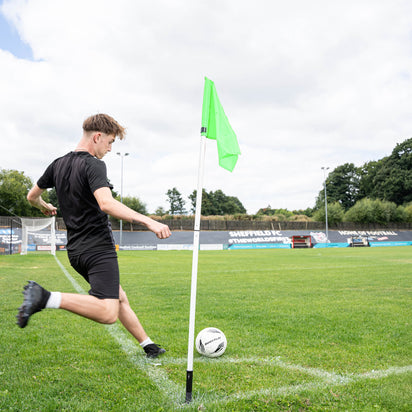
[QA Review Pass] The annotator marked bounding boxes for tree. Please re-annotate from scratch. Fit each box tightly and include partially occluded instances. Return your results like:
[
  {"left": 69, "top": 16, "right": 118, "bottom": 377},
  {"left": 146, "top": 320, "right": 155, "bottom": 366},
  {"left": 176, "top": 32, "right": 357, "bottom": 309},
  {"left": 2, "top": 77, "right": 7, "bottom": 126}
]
[
  {"left": 293, "top": 208, "right": 314, "bottom": 218},
  {"left": 325, "top": 138, "right": 412, "bottom": 209},
  {"left": 257, "top": 207, "right": 294, "bottom": 219},
  {"left": 154, "top": 206, "right": 167, "bottom": 216},
  {"left": 110, "top": 195, "right": 148, "bottom": 226},
  {"left": 344, "top": 198, "right": 407, "bottom": 224},
  {"left": 256, "top": 206, "right": 314, "bottom": 219},
  {"left": 405, "top": 202, "right": 412, "bottom": 222},
  {"left": 189, "top": 189, "right": 246, "bottom": 215},
  {"left": 313, "top": 202, "right": 344, "bottom": 225},
  {"left": 223, "top": 195, "right": 247, "bottom": 215},
  {"left": 357, "top": 160, "right": 381, "bottom": 200},
  {"left": 166, "top": 187, "right": 186, "bottom": 215},
  {"left": 314, "top": 138, "right": 412, "bottom": 211},
  {"left": 367, "top": 138, "right": 412, "bottom": 205},
  {"left": 118, "top": 196, "right": 148, "bottom": 215},
  {"left": 315, "top": 163, "right": 361, "bottom": 211},
  {"left": 189, "top": 189, "right": 211, "bottom": 215},
  {"left": 0, "top": 169, "right": 39, "bottom": 217}
]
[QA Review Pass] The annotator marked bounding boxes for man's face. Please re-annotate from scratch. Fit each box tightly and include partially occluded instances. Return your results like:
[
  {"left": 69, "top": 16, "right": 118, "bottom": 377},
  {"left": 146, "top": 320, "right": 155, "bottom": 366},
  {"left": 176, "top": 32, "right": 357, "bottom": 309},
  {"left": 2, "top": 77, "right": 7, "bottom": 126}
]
[{"left": 94, "top": 133, "right": 116, "bottom": 159}]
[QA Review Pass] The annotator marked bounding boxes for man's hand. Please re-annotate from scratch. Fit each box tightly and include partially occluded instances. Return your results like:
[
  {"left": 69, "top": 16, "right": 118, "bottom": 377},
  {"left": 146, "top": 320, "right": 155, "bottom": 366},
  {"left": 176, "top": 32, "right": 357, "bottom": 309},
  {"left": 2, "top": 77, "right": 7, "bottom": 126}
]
[
  {"left": 146, "top": 220, "right": 171, "bottom": 239},
  {"left": 27, "top": 185, "right": 57, "bottom": 216},
  {"left": 41, "top": 203, "right": 57, "bottom": 216}
]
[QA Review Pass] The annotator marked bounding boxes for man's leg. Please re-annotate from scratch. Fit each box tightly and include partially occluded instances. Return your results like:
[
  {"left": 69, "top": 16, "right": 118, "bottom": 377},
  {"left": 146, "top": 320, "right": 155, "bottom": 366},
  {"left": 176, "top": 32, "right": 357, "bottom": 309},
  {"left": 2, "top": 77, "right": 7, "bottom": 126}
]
[
  {"left": 117, "top": 285, "right": 148, "bottom": 342},
  {"left": 60, "top": 293, "right": 119, "bottom": 324},
  {"left": 117, "top": 285, "right": 166, "bottom": 358},
  {"left": 17, "top": 280, "right": 119, "bottom": 327}
]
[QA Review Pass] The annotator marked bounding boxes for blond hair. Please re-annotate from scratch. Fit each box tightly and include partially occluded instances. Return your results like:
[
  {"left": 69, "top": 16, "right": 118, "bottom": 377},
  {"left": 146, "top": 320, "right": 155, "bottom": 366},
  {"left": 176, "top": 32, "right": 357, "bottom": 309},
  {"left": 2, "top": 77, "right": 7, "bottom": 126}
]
[{"left": 82, "top": 114, "right": 126, "bottom": 140}]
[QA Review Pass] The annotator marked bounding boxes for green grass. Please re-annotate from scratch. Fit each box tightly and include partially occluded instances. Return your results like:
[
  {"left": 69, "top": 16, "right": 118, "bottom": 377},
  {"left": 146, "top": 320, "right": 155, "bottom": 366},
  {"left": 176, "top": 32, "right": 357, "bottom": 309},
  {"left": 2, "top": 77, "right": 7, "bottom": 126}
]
[{"left": 0, "top": 247, "right": 411, "bottom": 411}]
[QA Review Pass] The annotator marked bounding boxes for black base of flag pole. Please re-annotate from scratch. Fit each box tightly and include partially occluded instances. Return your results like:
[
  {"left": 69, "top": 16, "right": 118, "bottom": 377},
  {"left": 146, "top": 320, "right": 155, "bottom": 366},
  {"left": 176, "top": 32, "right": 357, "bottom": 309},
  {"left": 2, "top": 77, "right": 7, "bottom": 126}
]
[{"left": 185, "top": 370, "right": 193, "bottom": 403}]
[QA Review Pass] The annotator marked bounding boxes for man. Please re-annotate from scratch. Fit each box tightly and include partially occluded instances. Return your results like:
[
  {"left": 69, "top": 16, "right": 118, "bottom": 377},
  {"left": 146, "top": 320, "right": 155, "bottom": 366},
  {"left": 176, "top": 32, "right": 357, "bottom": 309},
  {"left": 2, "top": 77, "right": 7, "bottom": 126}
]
[{"left": 17, "top": 113, "right": 171, "bottom": 359}]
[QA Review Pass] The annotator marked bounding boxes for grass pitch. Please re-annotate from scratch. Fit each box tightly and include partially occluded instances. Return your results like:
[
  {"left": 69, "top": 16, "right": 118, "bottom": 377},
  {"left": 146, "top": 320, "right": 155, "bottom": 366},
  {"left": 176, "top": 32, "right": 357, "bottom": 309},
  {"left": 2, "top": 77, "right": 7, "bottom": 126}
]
[{"left": 0, "top": 247, "right": 411, "bottom": 411}]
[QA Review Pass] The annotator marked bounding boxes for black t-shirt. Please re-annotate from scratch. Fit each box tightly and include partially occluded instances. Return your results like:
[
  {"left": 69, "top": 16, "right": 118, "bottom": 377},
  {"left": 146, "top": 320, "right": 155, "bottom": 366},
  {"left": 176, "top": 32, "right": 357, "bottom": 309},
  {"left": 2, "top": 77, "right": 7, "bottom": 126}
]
[{"left": 37, "top": 151, "right": 115, "bottom": 254}]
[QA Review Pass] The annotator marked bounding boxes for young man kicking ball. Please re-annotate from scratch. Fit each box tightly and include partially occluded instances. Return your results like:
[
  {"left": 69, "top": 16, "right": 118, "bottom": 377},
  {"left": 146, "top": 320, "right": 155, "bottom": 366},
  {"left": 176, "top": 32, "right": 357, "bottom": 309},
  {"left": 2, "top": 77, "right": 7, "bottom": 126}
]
[{"left": 17, "top": 113, "right": 171, "bottom": 358}]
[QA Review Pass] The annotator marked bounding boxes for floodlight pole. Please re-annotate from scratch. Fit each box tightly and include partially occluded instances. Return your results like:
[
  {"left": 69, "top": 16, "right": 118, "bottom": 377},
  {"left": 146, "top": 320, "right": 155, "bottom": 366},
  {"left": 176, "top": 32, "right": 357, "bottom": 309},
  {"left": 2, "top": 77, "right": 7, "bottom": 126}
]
[
  {"left": 116, "top": 152, "right": 129, "bottom": 246},
  {"left": 321, "top": 167, "right": 330, "bottom": 243},
  {"left": 9, "top": 218, "right": 12, "bottom": 255}
]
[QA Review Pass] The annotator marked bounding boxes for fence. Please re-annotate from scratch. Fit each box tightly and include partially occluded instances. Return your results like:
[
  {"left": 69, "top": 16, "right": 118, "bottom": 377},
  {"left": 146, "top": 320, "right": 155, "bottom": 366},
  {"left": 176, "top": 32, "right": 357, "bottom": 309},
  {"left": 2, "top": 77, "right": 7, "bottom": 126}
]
[
  {"left": 107, "top": 218, "right": 412, "bottom": 232},
  {"left": 1, "top": 216, "right": 412, "bottom": 232}
]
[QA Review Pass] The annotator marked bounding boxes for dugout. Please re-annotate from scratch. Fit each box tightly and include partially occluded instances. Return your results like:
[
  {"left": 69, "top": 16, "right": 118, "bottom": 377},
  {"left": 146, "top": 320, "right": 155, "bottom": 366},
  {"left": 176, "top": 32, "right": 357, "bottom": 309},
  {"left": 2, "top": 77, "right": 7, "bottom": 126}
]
[
  {"left": 291, "top": 235, "right": 312, "bottom": 248},
  {"left": 348, "top": 236, "right": 370, "bottom": 247}
]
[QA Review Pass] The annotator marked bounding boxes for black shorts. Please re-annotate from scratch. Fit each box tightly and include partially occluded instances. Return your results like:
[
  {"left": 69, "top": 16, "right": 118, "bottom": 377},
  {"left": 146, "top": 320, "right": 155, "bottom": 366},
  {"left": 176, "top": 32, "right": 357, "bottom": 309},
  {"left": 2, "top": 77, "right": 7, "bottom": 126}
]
[{"left": 68, "top": 250, "right": 119, "bottom": 299}]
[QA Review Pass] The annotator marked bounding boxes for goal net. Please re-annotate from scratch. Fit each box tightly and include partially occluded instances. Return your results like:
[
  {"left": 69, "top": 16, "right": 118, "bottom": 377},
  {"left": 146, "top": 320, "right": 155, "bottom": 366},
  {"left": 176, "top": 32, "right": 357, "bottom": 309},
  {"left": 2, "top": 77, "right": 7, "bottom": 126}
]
[{"left": 20, "top": 217, "right": 56, "bottom": 255}]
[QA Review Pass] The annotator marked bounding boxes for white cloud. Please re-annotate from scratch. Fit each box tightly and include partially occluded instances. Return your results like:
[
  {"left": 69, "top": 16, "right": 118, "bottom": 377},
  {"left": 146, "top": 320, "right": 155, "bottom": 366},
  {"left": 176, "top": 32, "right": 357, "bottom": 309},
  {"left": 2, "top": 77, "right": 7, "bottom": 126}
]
[{"left": 1, "top": 0, "right": 412, "bottom": 214}]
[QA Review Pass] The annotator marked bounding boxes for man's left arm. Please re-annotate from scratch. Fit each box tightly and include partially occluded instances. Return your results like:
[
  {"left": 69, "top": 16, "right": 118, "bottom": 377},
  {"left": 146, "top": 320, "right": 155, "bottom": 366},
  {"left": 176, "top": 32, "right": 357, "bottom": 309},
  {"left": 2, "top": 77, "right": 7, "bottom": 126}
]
[{"left": 27, "top": 185, "right": 57, "bottom": 216}]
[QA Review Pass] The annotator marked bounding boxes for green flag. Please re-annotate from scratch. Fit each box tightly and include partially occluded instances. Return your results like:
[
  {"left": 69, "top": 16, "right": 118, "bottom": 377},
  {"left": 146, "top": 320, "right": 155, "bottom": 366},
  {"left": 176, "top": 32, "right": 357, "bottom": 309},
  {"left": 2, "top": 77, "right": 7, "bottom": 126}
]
[{"left": 201, "top": 77, "right": 240, "bottom": 172}]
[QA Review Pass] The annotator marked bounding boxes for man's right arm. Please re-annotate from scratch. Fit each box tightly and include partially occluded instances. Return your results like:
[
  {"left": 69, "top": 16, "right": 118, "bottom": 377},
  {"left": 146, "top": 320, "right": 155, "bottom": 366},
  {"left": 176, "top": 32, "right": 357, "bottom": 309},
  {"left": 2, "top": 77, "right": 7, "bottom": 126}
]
[{"left": 93, "top": 187, "right": 171, "bottom": 239}]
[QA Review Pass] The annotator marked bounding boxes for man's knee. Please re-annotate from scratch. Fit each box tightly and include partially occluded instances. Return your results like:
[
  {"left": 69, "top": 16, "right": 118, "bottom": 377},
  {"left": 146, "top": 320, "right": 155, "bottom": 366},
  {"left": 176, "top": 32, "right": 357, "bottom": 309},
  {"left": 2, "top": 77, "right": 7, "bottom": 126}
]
[
  {"left": 99, "top": 300, "right": 119, "bottom": 324},
  {"left": 100, "top": 313, "right": 118, "bottom": 324}
]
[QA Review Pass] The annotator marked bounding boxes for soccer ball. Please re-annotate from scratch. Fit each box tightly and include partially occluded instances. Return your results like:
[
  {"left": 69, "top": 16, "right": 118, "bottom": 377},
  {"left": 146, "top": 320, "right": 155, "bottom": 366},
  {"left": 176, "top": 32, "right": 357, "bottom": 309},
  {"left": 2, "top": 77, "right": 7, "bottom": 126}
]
[{"left": 195, "top": 327, "right": 227, "bottom": 358}]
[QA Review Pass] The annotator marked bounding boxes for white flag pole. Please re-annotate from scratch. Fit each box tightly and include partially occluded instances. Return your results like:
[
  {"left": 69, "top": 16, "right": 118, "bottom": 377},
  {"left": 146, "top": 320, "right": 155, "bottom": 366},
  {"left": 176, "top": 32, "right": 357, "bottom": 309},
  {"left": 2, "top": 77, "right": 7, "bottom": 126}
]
[{"left": 185, "top": 133, "right": 207, "bottom": 403}]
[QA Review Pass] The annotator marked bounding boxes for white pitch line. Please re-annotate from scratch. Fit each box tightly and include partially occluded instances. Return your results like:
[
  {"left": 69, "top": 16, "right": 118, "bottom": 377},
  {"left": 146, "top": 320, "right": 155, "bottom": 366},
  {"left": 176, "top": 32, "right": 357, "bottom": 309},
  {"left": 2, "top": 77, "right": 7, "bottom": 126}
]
[
  {"left": 228, "top": 363, "right": 412, "bottom": 402},
  {"left": 162, "top": 356, "right": 412, "bottom": 390},
  {"left": 163, "top": 356, "right": 412, "bottom": 405},
  {"left": 354, "top": 365, "right": 412, "bottom": 380},
  {"left": 218, "top": 356, "right": 347, "bottom": 384}
]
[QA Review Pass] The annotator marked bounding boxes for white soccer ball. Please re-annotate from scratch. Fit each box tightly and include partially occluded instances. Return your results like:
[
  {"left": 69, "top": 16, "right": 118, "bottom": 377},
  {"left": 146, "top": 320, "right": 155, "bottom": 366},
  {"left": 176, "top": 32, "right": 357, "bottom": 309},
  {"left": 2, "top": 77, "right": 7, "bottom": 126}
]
[{"left": 195, "top": 327, "right": 227, "bottom": 358}]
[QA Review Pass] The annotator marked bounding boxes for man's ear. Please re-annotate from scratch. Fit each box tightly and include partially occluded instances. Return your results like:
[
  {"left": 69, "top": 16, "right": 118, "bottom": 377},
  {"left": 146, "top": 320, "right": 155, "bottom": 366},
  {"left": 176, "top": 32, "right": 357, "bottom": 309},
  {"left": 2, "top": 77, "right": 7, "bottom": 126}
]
[{"left": 93, "top": 132, "right": 101, "bottom": 144}]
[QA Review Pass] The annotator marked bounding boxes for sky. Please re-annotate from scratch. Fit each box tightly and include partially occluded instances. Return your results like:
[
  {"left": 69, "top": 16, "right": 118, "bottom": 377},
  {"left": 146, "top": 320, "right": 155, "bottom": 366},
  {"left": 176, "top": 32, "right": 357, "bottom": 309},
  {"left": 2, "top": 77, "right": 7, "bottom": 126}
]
[{"left": 0, "top": 0, "right": 411, "bottom": 215}]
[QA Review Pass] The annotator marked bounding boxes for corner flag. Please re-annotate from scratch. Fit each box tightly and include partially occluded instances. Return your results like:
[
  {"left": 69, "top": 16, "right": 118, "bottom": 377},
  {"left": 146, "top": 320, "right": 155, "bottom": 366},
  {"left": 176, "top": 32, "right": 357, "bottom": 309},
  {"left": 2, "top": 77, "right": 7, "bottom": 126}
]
[
  {"left": 201, "top": 77, "right": 240, "bottom": 172},
  {"left": 186, "top": 78, "right": 240, "bottom": 403}
]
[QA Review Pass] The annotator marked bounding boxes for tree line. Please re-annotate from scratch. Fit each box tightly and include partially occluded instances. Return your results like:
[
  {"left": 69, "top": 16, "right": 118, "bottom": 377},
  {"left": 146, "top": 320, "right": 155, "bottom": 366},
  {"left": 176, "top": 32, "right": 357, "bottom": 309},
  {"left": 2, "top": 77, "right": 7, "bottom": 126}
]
[
  {"left": 163, "top": 187, "right": 246, "bottom": 216},
  {"left": 315, "top": 138, "right": 412, "bottom": 209},
  {"left": 256, "top": 137, "right": 412, "bottom": 224},
  {"left": 1, "top": 137, "right": 411, "bottom": 223},
  {"left": 312, "top": 137, "right": 412, "bottom": 224},
  {"left": 0, "top": 170, "right": 246, "bottom": 219}
]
